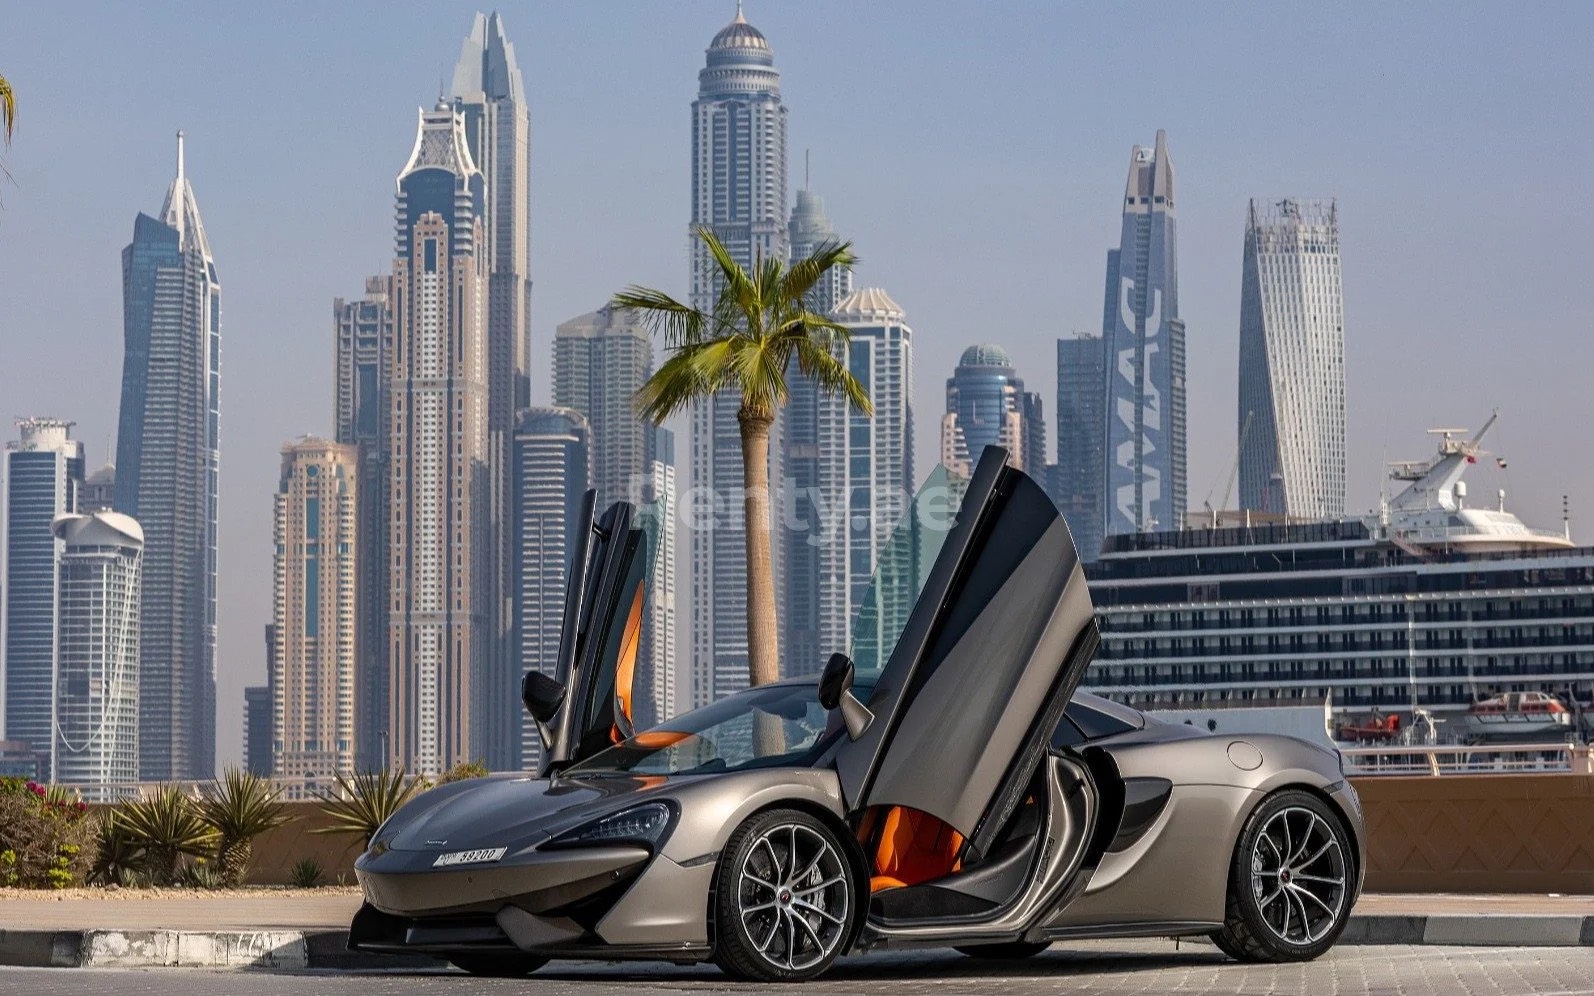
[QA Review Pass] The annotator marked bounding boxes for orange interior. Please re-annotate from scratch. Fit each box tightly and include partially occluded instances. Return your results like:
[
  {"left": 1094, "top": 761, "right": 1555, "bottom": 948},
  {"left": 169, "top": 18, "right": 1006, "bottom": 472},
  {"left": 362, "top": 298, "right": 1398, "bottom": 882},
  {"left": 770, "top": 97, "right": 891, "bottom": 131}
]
[
  {"left": 630, "top": 729, "right": 691, "bottom": 750},
  {"left": 608, "top": 585, "right": 645, "bottom": 744},
  {"left": 860, "top": 806, "right": 964, "bottom": 893}
]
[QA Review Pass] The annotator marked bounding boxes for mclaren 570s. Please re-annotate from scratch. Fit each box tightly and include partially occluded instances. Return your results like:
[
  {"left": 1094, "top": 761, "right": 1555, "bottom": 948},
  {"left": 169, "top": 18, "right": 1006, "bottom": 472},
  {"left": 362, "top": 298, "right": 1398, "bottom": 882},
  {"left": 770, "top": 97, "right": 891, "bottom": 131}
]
[{"left": 350, "top": 446, "right": 1364, "bottom": 982}]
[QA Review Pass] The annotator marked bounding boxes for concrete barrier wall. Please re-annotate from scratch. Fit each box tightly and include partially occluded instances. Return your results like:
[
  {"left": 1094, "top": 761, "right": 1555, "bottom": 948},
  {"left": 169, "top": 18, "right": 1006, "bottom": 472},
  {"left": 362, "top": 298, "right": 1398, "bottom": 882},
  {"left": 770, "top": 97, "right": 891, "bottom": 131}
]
[
  {"left": 232, "top": 777, "right": 1594, "bottom": 891},
  {"left": 1351, "top": 774, "right": 1594, "bottom": 894}
]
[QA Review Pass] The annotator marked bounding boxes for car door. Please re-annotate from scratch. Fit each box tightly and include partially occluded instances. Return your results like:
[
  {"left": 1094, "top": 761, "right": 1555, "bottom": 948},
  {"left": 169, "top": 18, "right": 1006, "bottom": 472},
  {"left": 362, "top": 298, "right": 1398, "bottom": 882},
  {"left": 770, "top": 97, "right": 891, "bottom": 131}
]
[
  {"left": 833, "top": 445, "right": 1099, "bottom": 859},
  {"left": 542, "top": 497, "right": 657, "bottom": 769}
]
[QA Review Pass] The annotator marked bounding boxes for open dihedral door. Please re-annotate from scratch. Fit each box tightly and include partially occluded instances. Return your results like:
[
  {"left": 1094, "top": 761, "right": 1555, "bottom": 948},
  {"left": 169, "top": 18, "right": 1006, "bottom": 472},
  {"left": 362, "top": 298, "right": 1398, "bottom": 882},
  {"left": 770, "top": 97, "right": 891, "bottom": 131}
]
[
  {"left": 834, "top": 446, "right": 1099, "bottom": 860},
  {"left": 541, "top": 498, "right": 654, "bottom": 770}
]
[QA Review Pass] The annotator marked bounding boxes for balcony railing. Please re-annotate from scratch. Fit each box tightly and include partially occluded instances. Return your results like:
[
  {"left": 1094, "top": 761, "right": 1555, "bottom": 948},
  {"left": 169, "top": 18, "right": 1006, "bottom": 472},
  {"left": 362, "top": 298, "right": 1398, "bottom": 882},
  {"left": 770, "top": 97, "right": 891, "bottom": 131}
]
[{"left": 1340, "top": 742, "right": 1591, "bottom": 776}]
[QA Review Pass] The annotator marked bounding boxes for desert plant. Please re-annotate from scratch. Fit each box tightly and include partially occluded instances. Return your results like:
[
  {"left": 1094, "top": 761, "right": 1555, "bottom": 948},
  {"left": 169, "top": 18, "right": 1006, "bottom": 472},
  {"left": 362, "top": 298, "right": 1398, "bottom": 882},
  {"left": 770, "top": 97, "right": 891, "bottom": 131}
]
[
  {"left": 176, "top": 859, "right": 225, "bottom": 890},
  {"left": 313, "top": 769, "right": 424, "bottom": 848},
  {"left": 198, "top": 768, "right": 292, "bottom": 886},
  {"left": 0, "top": 777, "right": 94, "bottom": 888},
  {"left": 438, "top": 760, "right": 489, "bottom": 784},
  {"left": 88, "top": 809, "right": 147, "bottom": 886},
  {"left": 289, "top": 856, "right": 324, "bottom": 889},
  {"left": 115, "top": 786, "right": 218, "bottom": 885},
  {"left": 614, "top": 227, "right": 866, "bottom": 698}
]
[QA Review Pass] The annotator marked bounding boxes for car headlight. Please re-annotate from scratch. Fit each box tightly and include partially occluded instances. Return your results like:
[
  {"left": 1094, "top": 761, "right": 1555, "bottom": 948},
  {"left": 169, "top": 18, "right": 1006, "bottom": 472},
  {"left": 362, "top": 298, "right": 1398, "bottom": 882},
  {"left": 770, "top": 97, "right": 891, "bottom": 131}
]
[{"left": 547, "top": 802, "right": 676, "bottom": 849}]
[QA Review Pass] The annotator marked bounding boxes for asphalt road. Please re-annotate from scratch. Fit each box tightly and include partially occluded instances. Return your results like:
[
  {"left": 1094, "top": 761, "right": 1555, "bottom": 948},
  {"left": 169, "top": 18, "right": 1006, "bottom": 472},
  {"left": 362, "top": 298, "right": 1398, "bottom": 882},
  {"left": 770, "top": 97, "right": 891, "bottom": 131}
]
[{"left": 5, "top": 942, "right": 1593, "bottom": 996}]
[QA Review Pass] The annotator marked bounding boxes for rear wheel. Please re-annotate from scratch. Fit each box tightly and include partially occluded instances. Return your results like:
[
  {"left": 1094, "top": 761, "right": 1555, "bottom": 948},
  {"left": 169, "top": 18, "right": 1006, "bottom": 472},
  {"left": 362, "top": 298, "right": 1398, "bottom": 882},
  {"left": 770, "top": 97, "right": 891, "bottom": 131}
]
[
  {"left": 713, "top": 808, "right": 855, "bottom": 982},
  {"left": 447, "top": 953, "right": 549, "bottom": 977},
  {"left": 955, "top": 941, "right": 1051, "bottom": 960},
  {"left": 1213, "top": 790, "right": 1354, "bottom": 962}
]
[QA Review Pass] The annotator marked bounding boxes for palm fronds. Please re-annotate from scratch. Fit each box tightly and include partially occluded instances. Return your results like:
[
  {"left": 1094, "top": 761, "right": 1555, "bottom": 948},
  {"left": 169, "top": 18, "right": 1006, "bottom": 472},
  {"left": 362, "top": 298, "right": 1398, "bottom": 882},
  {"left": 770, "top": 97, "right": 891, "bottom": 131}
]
[{"left": 313, "top": 769, "right": 425, "bottom": 848}]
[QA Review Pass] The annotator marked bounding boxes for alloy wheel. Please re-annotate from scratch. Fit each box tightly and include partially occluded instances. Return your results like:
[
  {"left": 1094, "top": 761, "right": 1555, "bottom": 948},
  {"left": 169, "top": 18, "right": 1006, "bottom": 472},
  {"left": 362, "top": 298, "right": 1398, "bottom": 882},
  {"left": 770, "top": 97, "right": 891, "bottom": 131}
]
[
  {"left": 1248, "top": 806, "right": 1348, "bottom": 945},
  {"left": 736, "top": 822, "right": 850, "bottom": 973}
]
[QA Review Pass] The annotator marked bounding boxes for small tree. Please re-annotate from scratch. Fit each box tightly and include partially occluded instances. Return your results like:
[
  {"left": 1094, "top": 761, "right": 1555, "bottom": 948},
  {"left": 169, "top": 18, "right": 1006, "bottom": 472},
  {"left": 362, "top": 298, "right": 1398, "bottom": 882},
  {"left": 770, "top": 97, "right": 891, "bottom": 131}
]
[
  {"left": 313, "top": 769, "right": 425, "bottom": 849},
  {"left": 116, "top": 786, "right": 217, "bottom": 885},
  {"left": 198, "top": 768, "right": 293, "bottom": 886}
]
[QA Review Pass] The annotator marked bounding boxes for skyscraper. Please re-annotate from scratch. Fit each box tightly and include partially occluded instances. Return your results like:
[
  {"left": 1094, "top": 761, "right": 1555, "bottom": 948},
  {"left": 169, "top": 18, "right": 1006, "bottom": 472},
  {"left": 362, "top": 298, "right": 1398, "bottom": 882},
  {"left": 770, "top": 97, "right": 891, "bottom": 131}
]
[
  {"left": 552, "top": 306, "right": 679, "bottom": 724},
  {"left": 690, "top": 7, "right": 789, "bottom": 706},
  {"left": 510, "top": 407, "right": 590, "bottom": 770},
  {"left": 1055, "top": 334, "right": 1107, "bottom": 561},
  {"left": 451, "top": 12, "right": 532, "bottom": 770},
  {"left": 1020, "top": 391, "right": 1048, "bottom": 480},
  {"left": 334, "top": 277, "right": 392, "bottom": 768},
  {"left": 82, "top": 464, "right": 115, "bottom": 513},
  {"left": 387, "top": 103, "right": 489, "bottom": 777},
  {"left": 1, "top": 419, "right": 83, "bottom": 771},
  {"left": 51, "top": 511, "right": 142, "bottom": 801},
  {"left": 940, "top": 345, "right": 1036, "bottom": 475},
  {"left": 271, "top": 438, "right": 358, "bottom": 799},
  {"left": 1101, "top": 129, "right": 1185, "bottom": 536},
  {"left": 114, "top": 134, "right": 221, "bottom": 780},
  {"left": 782, "top": 188, "right": 854, "bottom": 677},
  {"left": 553, "top": 306, "right": 654, "bottom": 508},
  {"left": 1238, "top": 198, "right": 1346, "bottom": 519},
  {"left": 806, "top": 289, "right": 915, "bottom": 672},
  {"left": 243, "top": 682, "right": 271, "bottom": 777}
]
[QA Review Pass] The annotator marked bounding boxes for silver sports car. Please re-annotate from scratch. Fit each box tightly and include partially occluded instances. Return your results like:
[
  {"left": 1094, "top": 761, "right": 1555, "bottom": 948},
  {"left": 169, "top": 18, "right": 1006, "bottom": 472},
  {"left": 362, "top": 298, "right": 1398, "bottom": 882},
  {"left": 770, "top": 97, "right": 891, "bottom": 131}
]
[{"left": 350, "top": 447, "right": 1364, "bottom": 982}]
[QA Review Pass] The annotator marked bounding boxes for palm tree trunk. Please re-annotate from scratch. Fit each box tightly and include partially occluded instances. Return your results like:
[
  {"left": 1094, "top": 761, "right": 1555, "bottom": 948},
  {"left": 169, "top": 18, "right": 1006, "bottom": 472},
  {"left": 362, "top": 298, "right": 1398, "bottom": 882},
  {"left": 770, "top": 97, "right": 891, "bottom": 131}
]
[{"left": 738, "top": 405, "right": 780, "bottom": 688}]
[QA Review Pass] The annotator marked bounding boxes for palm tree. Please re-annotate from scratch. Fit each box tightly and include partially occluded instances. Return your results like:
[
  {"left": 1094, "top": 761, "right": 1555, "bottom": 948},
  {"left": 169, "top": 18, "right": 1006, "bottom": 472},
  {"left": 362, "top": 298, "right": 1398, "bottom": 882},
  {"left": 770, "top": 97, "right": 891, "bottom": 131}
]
[
  {"left": 198, "top": 768, "right": 293, "bottom": 886},
  {"left": 313, "top": 768, "right": 426, "bottom": 849},
  {"left": 0, "top": 71, "right": 15, "bottom": 189},
  {"left": 613, "top": 226, "right": 869, "bottom": 695}
]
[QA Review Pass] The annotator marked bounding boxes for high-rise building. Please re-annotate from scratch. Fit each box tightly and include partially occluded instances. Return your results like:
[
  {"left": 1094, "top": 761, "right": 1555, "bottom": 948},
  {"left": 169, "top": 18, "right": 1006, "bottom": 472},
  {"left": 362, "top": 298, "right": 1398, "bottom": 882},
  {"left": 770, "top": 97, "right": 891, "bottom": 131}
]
[
  {"left": 387, "top": 103, "right": 489, "bottom": 777},
  {"left": 243, "top": 682, "right": 271, "bottom": 777},
  {"left": 552, "top": 306, "right": 679, "bottom": 725},
  {"left": 553, "top": 306, "right": 654, "bottom": 508},
  {"left": 1238, "top": 198, "right": 1346, "bottom": 519},
  {"left": 114, "top": 133, "right": 221, "bottom": 780},
  {"left": 1101, "top": 129, "right": 1185, "bottom": 536},
  {"left": 82, "top": 464, "right": 115, "bottom": 512},
  {"left": 782, "top": 188, "right": 854, "bottom": 677},
  {"left": 510, "top": 407, "right": 590, "bottom": 770},
  {"left": 1055, "top": 334, "right": 1107, "bottom": 561},
  {"left": 451, "top": 12, "right": 533, "bottom": 776},
  {"left": 689, "top": 8, "right": 789, "bottom": 706},
  {"left": 639, "top": 427, "right": 678, "bottom": 724},
  {"left": 805, "top": 289, "right": 915, "bottom": 672},
  {"left": 940, "top": 345, "right": 1036, "bottom": 475},
  {"left": 50, "top": 511, "right": 142, "bottom": 801},
  {"left": 1, "top": 419, "right": 84, "bottom": 771},
  {"left": 271, "top": 439, "right": 358, "bottom": 798},
  {"left": 334, "top": 277, "right": 392, "bottom": 768},
  {"left": 1020, "top": 391, "right": 1047, "bottom": 480}
]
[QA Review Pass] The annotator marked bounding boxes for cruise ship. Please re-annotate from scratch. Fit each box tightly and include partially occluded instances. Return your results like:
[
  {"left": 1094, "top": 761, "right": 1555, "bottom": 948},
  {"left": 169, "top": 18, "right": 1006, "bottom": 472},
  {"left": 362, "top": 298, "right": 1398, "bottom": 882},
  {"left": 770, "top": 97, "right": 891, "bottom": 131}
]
[{"left": 1081, "top": 415, "right": 1593, "bottom": 744}]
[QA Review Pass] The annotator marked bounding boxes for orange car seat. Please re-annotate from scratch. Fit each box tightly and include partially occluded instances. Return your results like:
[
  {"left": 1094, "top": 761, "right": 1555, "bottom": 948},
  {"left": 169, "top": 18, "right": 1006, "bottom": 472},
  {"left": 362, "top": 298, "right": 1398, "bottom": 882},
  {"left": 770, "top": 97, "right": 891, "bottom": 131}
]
[{"left": 862, "top": 806, "right": 964, "bottom": 893}]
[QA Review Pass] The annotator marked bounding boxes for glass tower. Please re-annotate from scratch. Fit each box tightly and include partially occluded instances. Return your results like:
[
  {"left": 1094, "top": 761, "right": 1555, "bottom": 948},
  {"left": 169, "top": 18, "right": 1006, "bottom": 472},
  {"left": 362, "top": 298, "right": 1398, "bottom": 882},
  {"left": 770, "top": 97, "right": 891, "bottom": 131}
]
[
  {"left": 1237, "top": 198, "right": 1346, "bottom": 519},
  {"left": 114, "top": 132, "right": 221, "bottom": 780},
  {"left": 1101, "top": 130, "right": 1185, "bottom": 536},
  {"left": 1, "top": 419, "right": 83, "bottom": 773},
  {"left": 689, "top": 8, "right": 789, "bottom": 706},
  {"left": 1055, "top": 334, "right": 1107, "bottom": 560},
  {"left": 940, "top": 345, "right": 1036, "bottom": 475}
]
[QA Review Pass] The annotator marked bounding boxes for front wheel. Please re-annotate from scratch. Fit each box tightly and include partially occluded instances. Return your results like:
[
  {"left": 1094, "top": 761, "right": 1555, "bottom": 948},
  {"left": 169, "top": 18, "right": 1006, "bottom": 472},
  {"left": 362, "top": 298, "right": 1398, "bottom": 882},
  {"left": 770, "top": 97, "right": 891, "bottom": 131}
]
[
  {"left": 1212, "top": 789, "right": 1355, "bottom": 962},
  {"left": 447, "top": 953, "right": 549, "bottom": 977},
  {"left": 713, "top": 808, "right": 856, "bottom": 982}
]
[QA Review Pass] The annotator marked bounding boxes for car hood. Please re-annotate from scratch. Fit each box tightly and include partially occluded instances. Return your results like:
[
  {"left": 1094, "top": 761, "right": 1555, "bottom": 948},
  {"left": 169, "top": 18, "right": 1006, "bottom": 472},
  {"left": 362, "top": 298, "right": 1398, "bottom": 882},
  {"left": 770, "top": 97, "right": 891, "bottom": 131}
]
[{"left": 379, "top": 771, "right": 673, "bottom": 854}]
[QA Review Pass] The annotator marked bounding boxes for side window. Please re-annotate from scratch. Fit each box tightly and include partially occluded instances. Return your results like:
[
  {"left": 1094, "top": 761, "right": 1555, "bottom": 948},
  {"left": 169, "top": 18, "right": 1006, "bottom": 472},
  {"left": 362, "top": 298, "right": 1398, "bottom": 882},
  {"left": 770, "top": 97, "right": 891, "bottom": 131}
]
[{"left": 1055, "top": 701, "right": 1136, "bottom": 748}]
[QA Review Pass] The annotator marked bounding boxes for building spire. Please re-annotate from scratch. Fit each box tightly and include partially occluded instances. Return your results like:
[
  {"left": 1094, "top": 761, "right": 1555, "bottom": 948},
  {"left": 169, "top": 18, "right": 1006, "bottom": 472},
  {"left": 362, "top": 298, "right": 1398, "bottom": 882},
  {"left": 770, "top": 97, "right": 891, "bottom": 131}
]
[
  {"left": 734, "top": 0, "right": 746, "bottom": 23},
  {"left": 176, "top": 130, "right": 185, "bottom": 182}
]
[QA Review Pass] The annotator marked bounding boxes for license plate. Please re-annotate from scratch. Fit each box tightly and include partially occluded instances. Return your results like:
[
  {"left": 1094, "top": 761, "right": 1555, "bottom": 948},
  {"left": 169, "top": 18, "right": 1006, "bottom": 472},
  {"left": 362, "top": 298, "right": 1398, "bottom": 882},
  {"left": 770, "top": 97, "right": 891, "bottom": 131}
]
[{"left": 432, "top": 847, "right": 508, "bottom": 868}]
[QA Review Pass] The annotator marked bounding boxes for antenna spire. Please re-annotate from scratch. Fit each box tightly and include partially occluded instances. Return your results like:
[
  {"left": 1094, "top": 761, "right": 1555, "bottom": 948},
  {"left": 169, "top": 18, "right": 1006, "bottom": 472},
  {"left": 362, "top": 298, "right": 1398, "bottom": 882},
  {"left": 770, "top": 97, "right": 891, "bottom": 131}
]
[
  {"left": 734, "top": 0, "right": 746, "bottom": 22},
  {"left": 176, "top": 130, "right": 185, "bottom": 182}
]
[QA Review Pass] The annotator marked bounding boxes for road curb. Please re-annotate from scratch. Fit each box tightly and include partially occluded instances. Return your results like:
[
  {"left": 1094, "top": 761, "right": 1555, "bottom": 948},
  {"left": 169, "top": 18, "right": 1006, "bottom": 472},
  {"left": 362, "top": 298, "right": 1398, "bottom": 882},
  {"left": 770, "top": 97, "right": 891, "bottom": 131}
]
[{"left": 2, "top": 916, "right": 1591, "bottom": 969}]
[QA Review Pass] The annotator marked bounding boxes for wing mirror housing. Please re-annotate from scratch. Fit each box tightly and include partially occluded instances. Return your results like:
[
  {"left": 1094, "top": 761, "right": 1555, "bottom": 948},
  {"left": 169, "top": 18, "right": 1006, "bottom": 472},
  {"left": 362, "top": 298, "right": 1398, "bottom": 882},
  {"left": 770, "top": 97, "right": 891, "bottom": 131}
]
[
  {"left": 522, "top": 671, "right": 566, "bottom": 751},
  {"left": 818, "top": 652, "right": 873, "bottom": 741}
]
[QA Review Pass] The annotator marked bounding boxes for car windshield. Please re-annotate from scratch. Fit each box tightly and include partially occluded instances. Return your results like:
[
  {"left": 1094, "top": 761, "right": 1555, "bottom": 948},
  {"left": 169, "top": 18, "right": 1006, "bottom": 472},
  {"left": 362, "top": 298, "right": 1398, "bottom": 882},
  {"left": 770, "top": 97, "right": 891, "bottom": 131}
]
[{"left": 561, "top": 681, "right": 861, "bottom": 777}]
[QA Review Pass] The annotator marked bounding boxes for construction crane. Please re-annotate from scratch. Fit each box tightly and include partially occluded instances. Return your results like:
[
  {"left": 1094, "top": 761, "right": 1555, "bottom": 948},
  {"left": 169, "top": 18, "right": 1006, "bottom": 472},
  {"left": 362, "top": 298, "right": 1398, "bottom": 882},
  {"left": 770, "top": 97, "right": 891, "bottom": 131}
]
[{"left": 1203, "top": 410, "right": 1254, "bottom": 525}]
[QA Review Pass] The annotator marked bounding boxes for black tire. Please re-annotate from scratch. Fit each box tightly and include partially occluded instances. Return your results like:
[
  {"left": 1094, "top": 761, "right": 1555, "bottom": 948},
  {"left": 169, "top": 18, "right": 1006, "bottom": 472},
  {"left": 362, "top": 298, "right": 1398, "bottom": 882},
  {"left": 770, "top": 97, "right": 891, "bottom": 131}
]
[
  {"left": 1213, "top": 789, "right": 1355, "bottom": 963},
  {"left": 713, "top": 808, "right": 857, "bottom": 983},
  {"left": 954, "top": 941, "right": 1052, "bottom": 960},
  {"left": 448, "top": 953, "right": 550, "bottom": 977}
]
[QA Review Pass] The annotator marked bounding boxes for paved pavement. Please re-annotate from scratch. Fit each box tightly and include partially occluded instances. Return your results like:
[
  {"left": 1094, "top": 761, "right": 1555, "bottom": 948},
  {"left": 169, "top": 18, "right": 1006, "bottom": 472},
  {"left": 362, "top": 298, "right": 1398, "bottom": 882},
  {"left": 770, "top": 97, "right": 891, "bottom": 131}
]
[
  {"left": 3, "top": 942, "right": 1592, "bottom": 995},
  {"left": 5, "top": 889, "right": 1588, "bottom": 931}
]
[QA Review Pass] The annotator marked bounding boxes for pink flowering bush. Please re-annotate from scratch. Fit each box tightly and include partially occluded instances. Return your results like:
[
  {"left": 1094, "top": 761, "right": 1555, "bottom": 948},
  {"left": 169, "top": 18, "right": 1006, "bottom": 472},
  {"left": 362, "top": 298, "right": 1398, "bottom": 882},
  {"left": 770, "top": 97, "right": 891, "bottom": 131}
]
[{"left": 0, "top": 777, "right": 94, "bottom": 888}]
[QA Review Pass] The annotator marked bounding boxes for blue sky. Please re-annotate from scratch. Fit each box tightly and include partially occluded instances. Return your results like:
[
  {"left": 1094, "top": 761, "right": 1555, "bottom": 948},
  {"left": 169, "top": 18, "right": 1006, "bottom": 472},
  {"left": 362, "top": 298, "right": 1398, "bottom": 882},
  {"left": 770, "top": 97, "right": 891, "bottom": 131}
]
[{"left": 3, "top": 1, "right": 1591, "bottom": 762}]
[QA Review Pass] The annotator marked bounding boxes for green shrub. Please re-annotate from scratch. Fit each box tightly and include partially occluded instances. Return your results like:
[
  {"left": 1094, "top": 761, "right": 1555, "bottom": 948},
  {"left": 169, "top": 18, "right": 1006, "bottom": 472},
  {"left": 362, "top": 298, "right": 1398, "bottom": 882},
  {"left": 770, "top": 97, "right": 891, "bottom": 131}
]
[
  {"left": 88, "top": 810, "right": 148, "bottom": 886},
  {"left": 198, "top": 768, "right": 292, "bottom": 886},
  {"left": 438, "top": 760, "right": 489, "bottom": 784},
  {"left": 0, "top": 777, "right": 94, "bottom": 888},
  {"left": 289, "top": 856, "right": 324, "bottom": 889},
  {"left": 114, "top": 786, "right": 218, "bottom": 886}
]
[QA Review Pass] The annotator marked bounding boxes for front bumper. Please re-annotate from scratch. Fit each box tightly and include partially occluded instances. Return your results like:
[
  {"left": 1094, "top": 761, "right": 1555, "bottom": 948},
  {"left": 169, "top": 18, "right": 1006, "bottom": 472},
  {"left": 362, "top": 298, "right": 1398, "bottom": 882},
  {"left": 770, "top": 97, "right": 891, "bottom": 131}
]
[{"left": 356, "top": 844, "right": 650, "bottom": 917}]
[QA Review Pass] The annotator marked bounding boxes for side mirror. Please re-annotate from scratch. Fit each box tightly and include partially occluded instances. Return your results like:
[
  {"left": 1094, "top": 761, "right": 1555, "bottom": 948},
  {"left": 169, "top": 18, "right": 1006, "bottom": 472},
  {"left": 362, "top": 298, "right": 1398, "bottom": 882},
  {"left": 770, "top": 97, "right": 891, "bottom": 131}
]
[
  {"left": 522, "top": 671, "right": 566, "bottom": 751},
  {"left": 818, "top": 652, "right": 873, "bottom": 741}
]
